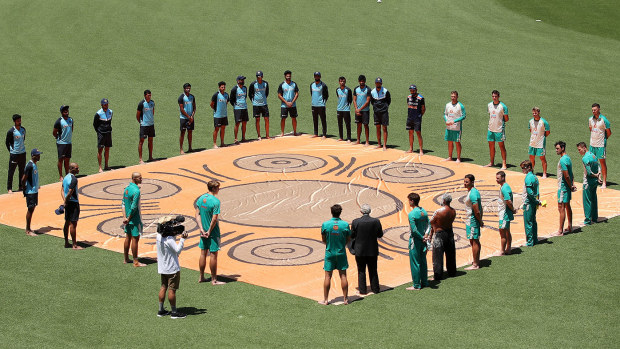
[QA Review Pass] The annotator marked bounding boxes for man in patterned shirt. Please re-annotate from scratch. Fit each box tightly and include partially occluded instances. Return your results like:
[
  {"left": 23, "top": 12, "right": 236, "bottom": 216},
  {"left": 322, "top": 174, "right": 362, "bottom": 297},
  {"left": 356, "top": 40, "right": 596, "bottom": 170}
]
[
  {"left": 554, "top": 141, "right": 576, "bottom": 236},
  {"left": 588, "top": 103, "right": 611, "bottom": 188},
  {"left": 485, "top": 90, "right": 509, "bottom": 170},
  {"left": 528, "top": 107, "right": 550, "bottom": 178}
]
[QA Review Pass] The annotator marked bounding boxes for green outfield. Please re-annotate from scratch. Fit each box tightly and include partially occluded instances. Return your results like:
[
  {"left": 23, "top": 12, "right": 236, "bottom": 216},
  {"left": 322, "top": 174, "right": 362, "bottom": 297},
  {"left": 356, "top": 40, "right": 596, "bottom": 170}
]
[{"left": 0, "top": 0, "right": 618, "bottom": 347}]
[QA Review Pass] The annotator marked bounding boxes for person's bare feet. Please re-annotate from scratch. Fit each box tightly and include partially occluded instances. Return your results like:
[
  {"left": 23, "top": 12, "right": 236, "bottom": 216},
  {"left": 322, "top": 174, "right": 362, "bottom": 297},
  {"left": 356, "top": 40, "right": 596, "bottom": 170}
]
[
  {"left": 551, "top": 231, "right": 564, "bottom": 237},
  {"left": 98, "top": 168, "right": 103, "bottom": 173},
  {"left": 355, "top": 141, "right": 360, "bottom": 145},
  {"left": 198, "top": 277, "right": 208, "bottom": 283},
  {"left": 346, "top": 139, "right": 351, "bottom": 143},
  {"left": 338, "top": 138, "right": 343, "bottom": 142},
  {"left": 442, "top": 157, "right": 452, "bottom": 162},
  {"left": 464, "top": 264, "right": 479, "bottom": 270},
  {"left": 213, "top": 144, "right": 219, "bottom": 149},
  {"left": 180, "top": 149, "right": 185, "bottom": 155},
  {"left": 317, "top": 300, "right": 329, "bottom": 305},
  {"left": 405, "top": 286, "right": 421, "bottom": 291},
  {"left": 382, "top": 146, "right": 387, "bottom": 151},
  {"left": 500, "top": 165, "right": 507, "bottom": 170},
  {"left": 456, "top": 158, "right": 462, "bottom": 163},
  {"left": 376, "top": 144, "right": 382, "bottom": 149},
  {"left": 601, "top": 183, "right": 607, "bottom": 189},
  {"left": 342, "top": 298, "right": 349, "bottom": 305},
  {"left": 139, "top": 160, "right": 145, "bottom": 165},
  {"left": 212, "top": 280, "right": 226, "bottom": 286},
  {"left": 484, "top": 163, "right": 493, "bottom": 167},
  {"left": 133, "top": 262, "right": 147, "bottom": 267},
  {"left": 124, "top": 259, "right": 132, "bottom": 264},
  {"left": 280, "top": 133, "right": 285, "bottom": 137},
  {"left": 72, "top": 245, "right": 84, "bottom": 250},
  {"left": 541, "top": 175, "right": 547, "bottom": 179},
  {"left": 257, "top": 136, "right": 262, "bottom": 141},
  {"left": 234, "top": 139, "right": 239, "bottom": 145},
  {"left": 364, "top": 142, "right": 369, "bottom": 146},
  {"left": 321, "top": 136, "right": 326, "bottom": 139},
  {"left": 493, "top": 251, "right": 504, "bottom": 257},
  {"left": 419, "top": 151, "right": 424, "bottom": 156},
  {"left": 25, "top": 230, "right": 37, "bottom": 237},
  {"left": 406, "top": 149, "right": 413, "bottom": 153}
]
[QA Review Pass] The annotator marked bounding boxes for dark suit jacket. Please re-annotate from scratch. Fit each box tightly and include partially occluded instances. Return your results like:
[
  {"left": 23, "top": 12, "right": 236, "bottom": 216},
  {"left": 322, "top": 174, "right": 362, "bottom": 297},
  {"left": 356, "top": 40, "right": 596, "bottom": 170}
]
[{"left": 351, "top": 214, "right": 383, "bottom": 256}]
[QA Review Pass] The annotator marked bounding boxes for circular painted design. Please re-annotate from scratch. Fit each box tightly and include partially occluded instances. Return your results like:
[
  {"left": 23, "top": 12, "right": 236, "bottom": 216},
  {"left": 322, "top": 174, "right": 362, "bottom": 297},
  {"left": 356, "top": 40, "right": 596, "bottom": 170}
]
[
  {"left": 217, "top": 180, "right": 402, "bottom": 228},
  {"left": 96, "top": 214, "right": 199, "bottom": 238},
  {"left": 233, "top": 154, "right": 327, "bottom": 173},
  {"left": 380, "top": 226, "right": 469, "bottom": 250},
  {"left": 433, "top": 189, "right": 524, "bottom": 213},
  {"left": 227, "top": 237, "right": 325, "bottom": 266},
  {"left": 79, "top": 178, "right": 181, "bottom": 201},
  {"left": 363, "top": 162, "right": 454, "bottom": 184}
]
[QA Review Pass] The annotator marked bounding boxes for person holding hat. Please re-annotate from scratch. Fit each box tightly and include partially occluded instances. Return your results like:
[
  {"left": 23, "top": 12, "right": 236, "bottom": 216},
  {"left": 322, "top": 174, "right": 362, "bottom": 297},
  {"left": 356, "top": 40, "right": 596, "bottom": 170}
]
[
  {"left": 22, "top": 148, "right": 41, "bottom": 236},
  {"left": 178, "top": 83, "right": 196, "bottom": 154},
  {"left": 370, "top": 77, "right": 391, "bottom": 150},
  {"left": 210, "top": 81, "right": 229, "bottom": 148},
  {"left": 277, "top": 70, "right": 299, "bottom": 136},
  {"left": 406, "top": 85, "right": 425, "bottom": 155},
  {"left": 248, "top": 71, "right": 270, "bottom": 140},
  {"left": 53, "top": 105, "right": 73, "bottom": 181},
  {"left": 310, "top": 71, "right": 329, "bottom": 138},
  {"left": 230, "top": 76, "right": 249, "bottom": 144},
  {"left": 93, "top": 98, "right": 113, "bottom": 172},
  {"left": 5, "top": 114, "right": 26, "bottom": 193}
]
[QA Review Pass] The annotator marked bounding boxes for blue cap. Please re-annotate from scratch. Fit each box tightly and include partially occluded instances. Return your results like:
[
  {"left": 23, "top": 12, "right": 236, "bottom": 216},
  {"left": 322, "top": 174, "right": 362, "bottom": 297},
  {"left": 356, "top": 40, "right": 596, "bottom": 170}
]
[
  {"left": 59, "top": 105, "right": 69, "bottom": 112},
  {"left": 31, "top": 148, "right": 42, "bottom": 156},
  {"left": 375, "top": 77, "right": 383, "bottom": 83},
  {"left": 256, "top": 71, "right": 263, "bottom": 77},
  {"left": 409, "top": 84, "right": 417, "bottom": 90},
  {"left": 237, "top": 75, "right": 246, "bottom": 81},
  {"left": 55, "top": 204, "right": 65, "bottom": 215},
  {"left": 314, "top": 71, "right": 321, "bottom": 76},
  {"left": 101, "top": 98, "right": 109, "bottom": 105}
]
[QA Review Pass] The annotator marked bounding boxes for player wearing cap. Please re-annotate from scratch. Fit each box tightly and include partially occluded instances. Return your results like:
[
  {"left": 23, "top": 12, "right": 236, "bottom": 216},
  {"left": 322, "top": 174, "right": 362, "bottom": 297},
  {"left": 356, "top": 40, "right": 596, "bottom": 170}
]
[
  {"left": 62, "top": 162, "right": 82, "bottom": 250},
  {"left": 577, "top": 142, "right": 600, "bottom": 225},
  {"left": 22, "top": 148, "right": 41, "bottom": 236},
  {"left": 178, "top": 83, "right": 196, "bottom": 154},
  {"left": 520, "top": 160, "right": 539, "bottom": 246},
  {"left": 277, "top": 70, "right": 299, "bottom": 136},
  {"left": 528, "top": 107, "right": 550, "bottom": 178},
  {"left": 335, "top": 76, "right": 353, "bottom": 142},
  {"left": 93, "top": 98, "right": 113, "bottom": 173},
  {"left": 588, "top": 103, "right": 611, "bottom": 188},
  {"left": 554, "top": 140, "right": 576, "bottom": 236},
  {"left": 370, "top": 77, "right": 391, "bottom": 150},
  {"left": 137, "top": 90, "right": 155, "bottom": 164},
  {"left": 6, "top": 114, "right": 26, "bottom": 193},
  {"left": 230, "top": 76, "right": 248, "bottom": 144},
  {"left": 310, "top": 71, "right": 329, "bottom": 138},
  {"left": 485, "top": 90, "right": 509, "bottom": 170},
  {"left": 464, "top": 174, "right": 483, "bottom": 270},
  {"left": 53, "top": 105, "right": 73, "bottom": 181},
  {"left": 353, "top": 75, "right": 371, "bottom": 145},
  {"left": 406, "top": 84, "right": 425, "bottom": 155},
  {"left": 210, "top": 81, "right": 229, "bottom": 148},
  {"left": 249, "top": 71, "right": 270, "bottom": 140},
  {"left": 443, "top": 91, "right": 466, "bottom": 162},
  {"left": 495, "top": 171, "right": 515, "bottom": 256}
]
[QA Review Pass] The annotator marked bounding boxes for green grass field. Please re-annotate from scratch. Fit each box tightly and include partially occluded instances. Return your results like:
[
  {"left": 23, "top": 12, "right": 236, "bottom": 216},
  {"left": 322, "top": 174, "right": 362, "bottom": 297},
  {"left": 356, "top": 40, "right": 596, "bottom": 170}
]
[{"left": 0, "top": 0, "right": 618, "bottom": 347}]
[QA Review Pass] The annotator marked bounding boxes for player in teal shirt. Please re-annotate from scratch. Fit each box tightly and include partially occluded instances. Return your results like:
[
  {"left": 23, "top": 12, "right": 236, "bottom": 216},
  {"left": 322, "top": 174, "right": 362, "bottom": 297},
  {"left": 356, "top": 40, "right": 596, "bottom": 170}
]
[
  {"left": 196, "top": 180, "right": 225, "bottom": 285},
  {"left": 554, "top": 141, "right": 575, "bottom": 236},
  {"left": 230, "top": 76, "right": 249, "bottom": 144},
  {"left": 249, "top": 71, "right": 270, "bottom": 139},
  {"left": 53, "top": 105, "right": 73, "bottom": 181},
  {"left": 464, "top": 174, "right": 483, "bottom": 270},
  {"left": 210, "top": 81, "right": 229, "bottom": 148},
  {"left": 319, "top": 204, "right": 351, "bottom": 305},
  {"left": 177, "top": 83, "right": 196, "bottom": 154},
  {"left": 520, "top": 160, "right": 540, "bottom": 246},
  {"left": 577, "top": 142, "right": 600, "bottom": 225},
  {"left": 122, "top": 172, "right": 146, "bottom": 267},
  {"left": 353, "top": 75, "right": 371, "bottom": 145},
  {"left": 495, "top": 171, "right": 515, "bottom": 255},
  {"left": 407, "top": 193, "right": 429, "bottom": 290}
]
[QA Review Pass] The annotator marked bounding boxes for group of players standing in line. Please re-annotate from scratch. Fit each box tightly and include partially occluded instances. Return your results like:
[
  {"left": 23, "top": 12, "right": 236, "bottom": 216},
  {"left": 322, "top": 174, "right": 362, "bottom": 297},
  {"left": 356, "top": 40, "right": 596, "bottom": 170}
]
[{"left": 3, "top": 70, "right": 613, "bottom": 308}]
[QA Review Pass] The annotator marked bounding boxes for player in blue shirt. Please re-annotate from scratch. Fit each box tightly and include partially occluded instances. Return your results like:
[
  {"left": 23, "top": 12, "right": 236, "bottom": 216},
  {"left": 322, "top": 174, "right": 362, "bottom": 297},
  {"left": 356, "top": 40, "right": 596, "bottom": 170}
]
[
  {"left": 230, "top": 76, "right": 249, "bottom": 144},
  {"left": 178, "top": 83, "right": 196, "bottom": 154},
  {"left": 62, "top": 162, "right": 83, "bottom": 250},
  {"left": 249, "top": 71, "right": 270, "bottom": 140},
  {"left": 22, "top": 148, "right": 41, "bottom": 237},
  {"left": 210, "top": 81, "right": 229, "bottom": 148},
  {"left": 6, "top": 114, "right": 26, "bottom": 193},
  {"left": 53, "top": 105, "right": 73, "bottom": 181},
  {"left": 93, "top": 98, "right": 113, "bottom": 173},
  {"left": 310, "top": 71, "right": 329, "bottom": 138},
  {"left": 137, "top": 89, "right": 155, "bottom": 164},
  {"left": 277, "top": 70, "right": 299, "bottom": 137},
  {"left": 353, "top": 75, "right": 371, "bottom": 146},
  {"left": 336, "top": 77, "right": 353, "bottom": 142}
]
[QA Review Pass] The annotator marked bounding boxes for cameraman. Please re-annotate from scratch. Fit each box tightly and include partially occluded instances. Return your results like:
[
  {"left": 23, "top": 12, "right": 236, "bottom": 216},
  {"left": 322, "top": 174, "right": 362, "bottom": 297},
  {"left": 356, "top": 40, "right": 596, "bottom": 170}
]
[{"left": 157, "top": 221, "right": 188, "bottom": 319}]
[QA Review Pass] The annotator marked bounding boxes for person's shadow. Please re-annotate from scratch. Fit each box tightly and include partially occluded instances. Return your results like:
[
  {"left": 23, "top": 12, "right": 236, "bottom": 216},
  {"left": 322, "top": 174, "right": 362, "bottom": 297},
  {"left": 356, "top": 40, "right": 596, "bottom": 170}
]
[{"left": 177, "top": 307, "right": 207, "bottom": 316}]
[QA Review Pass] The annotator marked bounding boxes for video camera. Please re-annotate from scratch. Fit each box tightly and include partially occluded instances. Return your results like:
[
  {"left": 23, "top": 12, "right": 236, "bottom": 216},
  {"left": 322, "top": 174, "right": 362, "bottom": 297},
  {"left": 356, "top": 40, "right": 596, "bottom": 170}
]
[{"left": 157, "top": 215, "right": 186, "bottom": 237}]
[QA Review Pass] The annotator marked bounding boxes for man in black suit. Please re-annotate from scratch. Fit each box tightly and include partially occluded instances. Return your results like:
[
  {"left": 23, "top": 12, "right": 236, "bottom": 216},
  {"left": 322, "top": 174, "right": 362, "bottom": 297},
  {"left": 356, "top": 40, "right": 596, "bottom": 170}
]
[{"left": 351, "top": 204, "right": 383, "bottom": 294}]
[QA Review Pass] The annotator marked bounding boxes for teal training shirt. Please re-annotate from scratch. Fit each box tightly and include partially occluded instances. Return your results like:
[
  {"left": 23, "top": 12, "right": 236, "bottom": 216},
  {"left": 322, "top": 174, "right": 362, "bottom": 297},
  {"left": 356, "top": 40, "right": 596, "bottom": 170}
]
[
  {"left": 211, "top": 92, "right": 229, "bottom": 118},
  {"left": 278, "top": 81, "right": 299, "bottom": 107},
  {"left": 196, "top": 193, "right": 221, "bottom": 237},
  {"left": 137, "top": 99, "right": 155, "bottom": 126},
  {"left": 336, "top": 87, "right": 352, "bottom": 112},
  {"left": 178, "top": 93, "right": 195, "bottom": 119},
  {"left": 354, "top": 86, "right": 370, "bottom": 111},
  {"left": 122, "top": 182, "right": 142, "bottom": 225},
  {"left": 321, "top": 217, "right": 350, "bottom": 258},
  {"left": 54, "top": 117, "right": 73, "bottom": 144},
  {"left": 408, "top": 207, "right": 429, "bottom": 243},
  {"left": 9, "top": 126, "right": 26, "bottom": 154}
]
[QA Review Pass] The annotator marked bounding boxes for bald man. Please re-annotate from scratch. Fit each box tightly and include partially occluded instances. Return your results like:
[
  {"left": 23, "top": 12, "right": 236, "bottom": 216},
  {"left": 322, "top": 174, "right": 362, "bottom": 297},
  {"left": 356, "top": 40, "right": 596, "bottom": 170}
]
[
  {"left": 123, "top": 172, "right": 146, "bottom": 267},
  {"left": 61, "top": 162, "right": 82, "bottom": 249},
  {"left": 428, "top": 193, "right": 457, "bottom": 280}
]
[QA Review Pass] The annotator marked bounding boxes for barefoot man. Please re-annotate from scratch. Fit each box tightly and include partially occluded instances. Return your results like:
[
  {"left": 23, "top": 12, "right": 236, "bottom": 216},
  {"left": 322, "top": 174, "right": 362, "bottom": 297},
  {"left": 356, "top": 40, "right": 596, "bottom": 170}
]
[
  {"left": 429, "top": 193, "right": 457, "bottom": 280},
  {"left": 22, "top": 148, "right": 42, "bottom": 236},
  {"left": 443, "top": 91, "right": 465, "bottom": 162},
  {"left": 122, "top": 172, "right": 146, "bottom": 267},
  {"left": 319, "top": 204, "right": 351, "bottom": 305},
  {"left": 464, "top": 174, "right": 483, "bottom": 270},
  {"left": 61, "top": 162, "right": 82, "bottom": 249},
  {"left": 196, "top": 180, "right": 225, "bottom": 285},
  {"left": 554, "top": 141, "right": 576, "bottom": 236},
  {"left": 495, "top": 171, "right": 515, "bottom": 256}
]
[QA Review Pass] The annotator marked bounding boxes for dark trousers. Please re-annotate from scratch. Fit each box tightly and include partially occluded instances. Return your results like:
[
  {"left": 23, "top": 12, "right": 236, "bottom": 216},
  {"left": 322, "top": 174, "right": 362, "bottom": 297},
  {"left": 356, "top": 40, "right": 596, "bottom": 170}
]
[
  {"left": 432, "top": 229, "right": 457, "bottom": 280},
  {"left": 7, "top": 153, "right": 26, "bottom": 191},
  {"left": 355, "top": 255, "right": 379, "bottom": 294},
  {"left": 312, "top": 107, "right": 327, "bottom": 136},
  {"left": 337, "top": 111, "right": 351, "bottom": 140}
]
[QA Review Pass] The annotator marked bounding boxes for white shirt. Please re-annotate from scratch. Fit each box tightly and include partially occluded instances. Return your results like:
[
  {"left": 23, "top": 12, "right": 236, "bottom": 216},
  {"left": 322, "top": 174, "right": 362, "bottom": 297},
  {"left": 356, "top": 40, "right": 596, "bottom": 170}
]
[{"left": 156, "top": 234, "right": 185, "bottom": 275}]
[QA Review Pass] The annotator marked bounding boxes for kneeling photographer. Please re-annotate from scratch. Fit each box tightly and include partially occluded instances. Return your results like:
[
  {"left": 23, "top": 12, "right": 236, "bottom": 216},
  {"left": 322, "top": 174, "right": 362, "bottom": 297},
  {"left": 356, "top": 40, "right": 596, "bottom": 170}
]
[{"left": 156, "top": 215, "right": 188, "bottom": 319}]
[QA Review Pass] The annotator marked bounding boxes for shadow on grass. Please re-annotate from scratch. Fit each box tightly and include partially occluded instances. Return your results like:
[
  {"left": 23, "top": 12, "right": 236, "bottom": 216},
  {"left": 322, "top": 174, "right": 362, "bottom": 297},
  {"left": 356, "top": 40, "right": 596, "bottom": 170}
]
[
  {"left": 147, "top": 157, "right": 168, "bottom": 162},
  {"left": 177, "top": 306, "right": 207, "bottom": 316},
  {"left": 429, "top": 270, "right": 467, "bottom": 288},
  {"left": 187, "top": 148, "right": 206, "bottom": 153},
  {"left": 136, "top": 257, "right": 157, "bottom": 265},
  {"left": 106, "top": 165, "right": 125, "bottom": 170},
  {"left": 36, "top": 226, "right": 61, "bottom": 234}
]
